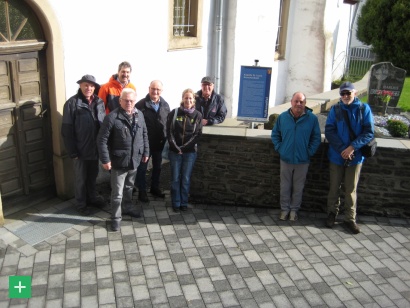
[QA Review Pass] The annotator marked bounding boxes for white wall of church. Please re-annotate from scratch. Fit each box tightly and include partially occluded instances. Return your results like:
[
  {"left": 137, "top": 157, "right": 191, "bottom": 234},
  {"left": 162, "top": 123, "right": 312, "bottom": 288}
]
[
  {"left": 46, "top": 0, "right": 354, "bottom": 117},
  {"left": 48, "top": 0, "right": 211, "bottom": 110}
]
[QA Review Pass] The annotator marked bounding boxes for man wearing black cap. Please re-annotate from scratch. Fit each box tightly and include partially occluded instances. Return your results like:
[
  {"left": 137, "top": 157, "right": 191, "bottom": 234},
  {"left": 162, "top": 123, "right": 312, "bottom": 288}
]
[
  {"left": 62, "top": 75, "right": 107, "bottom": 215},
  {"left": 195, "top": 76, "right": 227, "bottom": 126},
  {"left": 325, "top": 81, "right": 375, "bottom": 234}
]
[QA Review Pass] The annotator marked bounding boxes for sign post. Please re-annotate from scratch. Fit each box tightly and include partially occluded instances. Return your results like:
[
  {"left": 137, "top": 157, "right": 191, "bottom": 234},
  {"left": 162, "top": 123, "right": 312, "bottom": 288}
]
[{"left": 237, "top": 65, "right": 272, "bottom": 124}]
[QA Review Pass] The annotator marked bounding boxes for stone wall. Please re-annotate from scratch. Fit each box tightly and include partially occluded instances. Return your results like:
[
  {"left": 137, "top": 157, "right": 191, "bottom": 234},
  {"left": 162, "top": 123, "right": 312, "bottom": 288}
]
[{"left": 190, "top": 133, "right": 410, "bottom": 218}]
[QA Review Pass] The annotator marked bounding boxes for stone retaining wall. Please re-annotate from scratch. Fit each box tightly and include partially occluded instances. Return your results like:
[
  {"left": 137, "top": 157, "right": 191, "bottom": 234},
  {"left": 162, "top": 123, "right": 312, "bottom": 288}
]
[{"left": 190, "top": 133, "right": 410, "bottom": 218}]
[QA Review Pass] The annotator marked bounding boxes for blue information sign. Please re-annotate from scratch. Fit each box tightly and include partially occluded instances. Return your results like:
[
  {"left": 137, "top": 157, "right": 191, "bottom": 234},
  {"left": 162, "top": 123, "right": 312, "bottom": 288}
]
[{"left": 237, "top": 66, "right": 272, "bottom": 122}]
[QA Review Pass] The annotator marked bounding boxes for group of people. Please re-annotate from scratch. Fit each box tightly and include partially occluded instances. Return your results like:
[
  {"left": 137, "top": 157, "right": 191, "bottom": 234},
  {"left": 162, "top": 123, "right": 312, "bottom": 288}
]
[
  {"left": 61, "top": 62, "right": 227, "bottom": 231},
  {"left": 271, "top": 82, "right": 375, "bottom": 234},
  {"left": 62, "top": 64, "right": 373, "bottom": 235}
]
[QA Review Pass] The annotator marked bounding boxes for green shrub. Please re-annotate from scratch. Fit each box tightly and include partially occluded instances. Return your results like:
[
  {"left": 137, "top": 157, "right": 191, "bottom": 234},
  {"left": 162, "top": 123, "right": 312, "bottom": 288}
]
[
  {"left": 386, "top": 120, "right": 408, "bottom": 137},
  {"left": 264, "top": 114, "right": 279, "bottom": 130},
  {"left": 357, "top": 0, "right": 410, "bottom": 74}
]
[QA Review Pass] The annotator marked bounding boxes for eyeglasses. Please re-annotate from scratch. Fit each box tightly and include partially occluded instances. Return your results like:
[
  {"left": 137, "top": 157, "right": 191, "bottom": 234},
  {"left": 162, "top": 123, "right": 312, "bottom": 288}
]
[
  {"left": 120, "top": 99, "right": 135, "bottom": 103},
  {"left": 340, "top": 91, "right": 352, "bottom": 96},
  {"left": 150, "top": 88, "right": 162, "bottom": 92}
]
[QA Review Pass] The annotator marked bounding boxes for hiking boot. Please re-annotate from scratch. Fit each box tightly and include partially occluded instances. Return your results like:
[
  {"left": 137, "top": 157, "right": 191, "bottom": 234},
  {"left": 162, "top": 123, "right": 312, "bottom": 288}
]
[
  {"left": 111, "top": 220, "right": 120, "bottom": 232},
  {"left": 138, "top": 190, "right": 149, "bottom": 202},
  {"left": 279, "top": 211, "right": 289, "bottom": 221},
  {"left": 150, "top": 187, "right": 165, "bottom": 198},
  {"left": 289, "top": 211, "right": 298, "bottom": 221},
  {"left": 326, "top": 212, "right": 336, "bottom": 228},
  {"left": 345, "top": 221, "right": 361, "bottom": 234}
]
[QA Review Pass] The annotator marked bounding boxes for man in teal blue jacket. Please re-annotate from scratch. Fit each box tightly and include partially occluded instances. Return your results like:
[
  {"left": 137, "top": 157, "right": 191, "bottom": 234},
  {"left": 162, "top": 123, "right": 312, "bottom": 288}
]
[
  {"left": 271, "top": 92, "right": 321, "bottom": 221},
  {"left": 325, "top": 82, "right": 374, "bottom": 234}
]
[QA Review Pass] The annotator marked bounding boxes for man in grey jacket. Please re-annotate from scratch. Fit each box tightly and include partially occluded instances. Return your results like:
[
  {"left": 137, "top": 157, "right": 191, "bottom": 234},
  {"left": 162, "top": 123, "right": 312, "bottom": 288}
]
[{"left": 97, "top": 88, "right": 149, "bottom": 231}]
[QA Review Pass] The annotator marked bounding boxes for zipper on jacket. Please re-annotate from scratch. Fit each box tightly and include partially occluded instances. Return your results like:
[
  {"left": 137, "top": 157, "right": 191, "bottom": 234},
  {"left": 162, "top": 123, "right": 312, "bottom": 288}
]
[{"left": 182, "top": 114, "right": 186, "bottom": 145}]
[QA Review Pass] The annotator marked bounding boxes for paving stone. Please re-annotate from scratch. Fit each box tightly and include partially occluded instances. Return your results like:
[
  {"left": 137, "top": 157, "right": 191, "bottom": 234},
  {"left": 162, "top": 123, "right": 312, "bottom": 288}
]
[
  {"left": 213, "top": 279, "right": 232, "bottom": 292},
  {"left": 98, "top": 277, "right": 114, "bottom": 289},
  {"left": 46, "top": 287, "right": 64, "bottom": 300},
  {"left": 218, "top": 290, "right": 239, "bottom": 307},
  {"left": 168, "top": 295, "right": 187, "bottom": 308},
  {"left": 178, "top": 274, "right": 196, "bottom": 285},
  {"left": 81, "top": 284, "right": 98, "bottom": 296},
  {"left": 63, "top": 290, "right": 81, "bottom": 307},
  {"left": 201, "top": 291, "right": 221, "bottom": 304}
]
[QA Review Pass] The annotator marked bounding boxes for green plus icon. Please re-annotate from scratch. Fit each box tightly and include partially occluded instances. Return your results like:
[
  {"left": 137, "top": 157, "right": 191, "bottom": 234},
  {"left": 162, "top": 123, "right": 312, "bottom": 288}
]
[{"left": 9, "top": 276, "right": 31, "bottom": 298}]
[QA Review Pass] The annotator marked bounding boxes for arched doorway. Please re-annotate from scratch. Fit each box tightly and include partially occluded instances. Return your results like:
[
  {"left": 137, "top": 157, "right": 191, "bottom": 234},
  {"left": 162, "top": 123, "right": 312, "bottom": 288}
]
[{"left": 0, "top": 0, "right": 54, "bottom": 215}]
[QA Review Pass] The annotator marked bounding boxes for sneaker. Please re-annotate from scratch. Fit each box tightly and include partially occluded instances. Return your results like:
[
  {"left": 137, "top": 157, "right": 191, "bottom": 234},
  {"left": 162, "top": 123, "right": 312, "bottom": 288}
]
[
  {"left": 122, "top": 209, "right": 141, "bottom": 218},
  {"left": 289, "top": 211, "right": 298, "bottom": 221},
  {"left": 180, "top": 206, "right": 188, "bottom": 211},
  {"left": 111, "top": 220, "right": 120, "bottom": 232},
  {"left": 345, "top": 221, "right": 361, "bottom": 234},
  {"left": 150, "top": 187, "right": 165, "bottom": 198},
  {"left": 326, "top": 212, "right": 336, "bottom": 228},
  {"left": 279, "top": 211, "right": 289, "bottom": 221},
  {"left": 172, "top": 207, "right": 180, "bottom": 213},
  {"left": 138, "top": 191, "right": 149, "bottom": 202}
]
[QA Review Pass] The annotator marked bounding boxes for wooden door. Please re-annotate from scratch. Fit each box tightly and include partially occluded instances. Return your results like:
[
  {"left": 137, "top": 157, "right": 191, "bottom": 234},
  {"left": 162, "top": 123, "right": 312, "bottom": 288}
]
[{"left": 0, "top": 51, "right": 53, "bottom": 197}]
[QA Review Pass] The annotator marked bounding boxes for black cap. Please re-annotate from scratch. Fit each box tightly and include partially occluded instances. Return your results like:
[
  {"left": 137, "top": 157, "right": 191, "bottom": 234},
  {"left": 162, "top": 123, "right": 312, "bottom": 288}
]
[
  {"left": 201, "top": 76, "right": 214, "bottom": 84},
  {"left": 76, "top": 74, "right": 100, "bottom": 87}
]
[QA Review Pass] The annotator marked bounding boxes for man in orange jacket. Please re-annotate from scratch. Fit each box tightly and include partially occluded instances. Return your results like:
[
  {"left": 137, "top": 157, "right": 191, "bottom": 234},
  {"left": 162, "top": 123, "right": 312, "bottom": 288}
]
[{"left": 98, "top": 61, "right": 136, "bottom": 114}]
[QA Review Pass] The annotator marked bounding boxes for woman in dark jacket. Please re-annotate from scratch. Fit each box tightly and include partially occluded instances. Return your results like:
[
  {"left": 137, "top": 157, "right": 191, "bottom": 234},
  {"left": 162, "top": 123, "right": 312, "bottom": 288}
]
[{"left": 166, "top": 89, "right": 203, "bottom": 212}]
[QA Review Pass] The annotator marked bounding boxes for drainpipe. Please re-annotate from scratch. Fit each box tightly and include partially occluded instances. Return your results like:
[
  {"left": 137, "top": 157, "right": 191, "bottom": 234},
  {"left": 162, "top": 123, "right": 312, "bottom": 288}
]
[{"left": 214, "top": 0, "right": 223, "bottom": 93}]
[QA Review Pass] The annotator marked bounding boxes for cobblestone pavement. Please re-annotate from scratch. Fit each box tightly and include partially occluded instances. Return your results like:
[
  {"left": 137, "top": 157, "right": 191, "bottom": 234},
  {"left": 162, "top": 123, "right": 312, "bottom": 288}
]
[{"left": 1, "top": 192, "right": 410, "bottom": 307}]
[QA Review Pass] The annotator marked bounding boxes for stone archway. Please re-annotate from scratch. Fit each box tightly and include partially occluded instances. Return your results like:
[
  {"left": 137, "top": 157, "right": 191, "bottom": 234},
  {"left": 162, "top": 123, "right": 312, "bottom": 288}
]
[{"left": 0, "top": 0, "right": 68, "bottom": 225}]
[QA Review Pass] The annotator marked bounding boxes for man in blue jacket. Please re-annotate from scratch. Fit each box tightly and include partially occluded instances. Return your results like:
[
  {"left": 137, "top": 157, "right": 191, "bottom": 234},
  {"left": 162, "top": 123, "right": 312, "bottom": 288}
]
[
  {"left": 271, "top": 92, "right": 321, "bottom": 221},
  {"left": 325, "top": 82, "right": 374, "bottom": 234}
]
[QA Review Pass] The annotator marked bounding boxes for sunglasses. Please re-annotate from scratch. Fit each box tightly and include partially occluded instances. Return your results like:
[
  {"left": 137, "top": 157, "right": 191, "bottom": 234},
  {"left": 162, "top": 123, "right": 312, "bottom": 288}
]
[{"left": 340, "top": 91, "right": 352, "bottom": 96}]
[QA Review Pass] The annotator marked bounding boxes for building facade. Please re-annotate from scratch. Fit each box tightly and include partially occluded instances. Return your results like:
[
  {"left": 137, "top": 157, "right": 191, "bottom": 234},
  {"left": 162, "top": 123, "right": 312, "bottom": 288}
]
[{"left": 0, "top": 0, "right": 357, "bottom": 221}]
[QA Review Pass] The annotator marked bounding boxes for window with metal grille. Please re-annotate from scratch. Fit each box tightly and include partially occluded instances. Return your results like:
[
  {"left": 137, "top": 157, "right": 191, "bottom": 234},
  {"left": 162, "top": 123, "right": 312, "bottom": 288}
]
[
  {"left": 169, "top": 0, "right": 203, "bottom": 50},
  {"left": 173, "top": 0, "right": 196, "bottom": 37}
]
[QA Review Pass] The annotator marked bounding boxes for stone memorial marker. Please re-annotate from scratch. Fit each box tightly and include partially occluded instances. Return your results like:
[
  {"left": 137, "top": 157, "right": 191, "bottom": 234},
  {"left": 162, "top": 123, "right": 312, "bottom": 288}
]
[{"left": 367, "top": 62, "right": 406, "bottom": 114}]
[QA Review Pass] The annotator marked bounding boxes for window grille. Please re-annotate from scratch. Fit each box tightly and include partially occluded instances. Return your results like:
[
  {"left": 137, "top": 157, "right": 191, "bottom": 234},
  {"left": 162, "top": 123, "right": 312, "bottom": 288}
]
[{"left": 173, "top": 0, "right": 195, "bottom": 37}]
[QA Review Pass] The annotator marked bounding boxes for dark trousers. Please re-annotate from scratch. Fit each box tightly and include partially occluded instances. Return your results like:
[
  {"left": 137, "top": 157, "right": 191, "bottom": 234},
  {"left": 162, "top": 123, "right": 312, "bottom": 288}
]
[
  {"left": 136, "top": 150, "right": 163, "bottom": 191},
  {"left": 73, "top": 159, "right": 99, "bottom": 210}
]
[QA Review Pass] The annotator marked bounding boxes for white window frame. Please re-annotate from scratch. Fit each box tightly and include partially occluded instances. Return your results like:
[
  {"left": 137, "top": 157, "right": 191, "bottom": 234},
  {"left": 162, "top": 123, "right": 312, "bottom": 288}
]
[{"left": 275, "top": 0, "right": 290, "bottom": 60}]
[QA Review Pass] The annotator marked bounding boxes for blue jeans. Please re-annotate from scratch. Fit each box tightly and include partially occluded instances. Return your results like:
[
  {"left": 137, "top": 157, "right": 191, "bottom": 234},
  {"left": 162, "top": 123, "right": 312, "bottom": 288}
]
[
  {"left": 168, "top": 151, "right": 197, "bottom": 208},
  {"left": 136, "top": 150, "right": 163, "bottom": 191}
]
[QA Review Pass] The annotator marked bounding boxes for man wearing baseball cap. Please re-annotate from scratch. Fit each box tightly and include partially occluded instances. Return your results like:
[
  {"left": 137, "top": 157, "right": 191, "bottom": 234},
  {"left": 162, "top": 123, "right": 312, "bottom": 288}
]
[
  {"left": 62, "top": 75, "right": 107, "bottom": 215},
  {"left": 195, "top": 76, "right": 227, "bottom": 126},
  {"left": 324, "top": 81, "right": 375, "bottom": 234}
]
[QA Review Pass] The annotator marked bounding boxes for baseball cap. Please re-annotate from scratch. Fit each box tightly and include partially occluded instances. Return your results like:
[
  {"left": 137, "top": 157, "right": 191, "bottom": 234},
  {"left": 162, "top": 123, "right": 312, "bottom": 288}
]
[{"left": 339, "top": 82, "right": 355, "bottom": 93}]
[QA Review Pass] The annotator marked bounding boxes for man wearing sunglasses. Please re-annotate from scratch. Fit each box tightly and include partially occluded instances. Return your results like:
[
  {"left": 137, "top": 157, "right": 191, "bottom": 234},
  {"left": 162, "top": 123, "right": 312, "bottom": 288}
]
[{"left": 325, "top": 82, "right": 375, "bottom": 234}]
